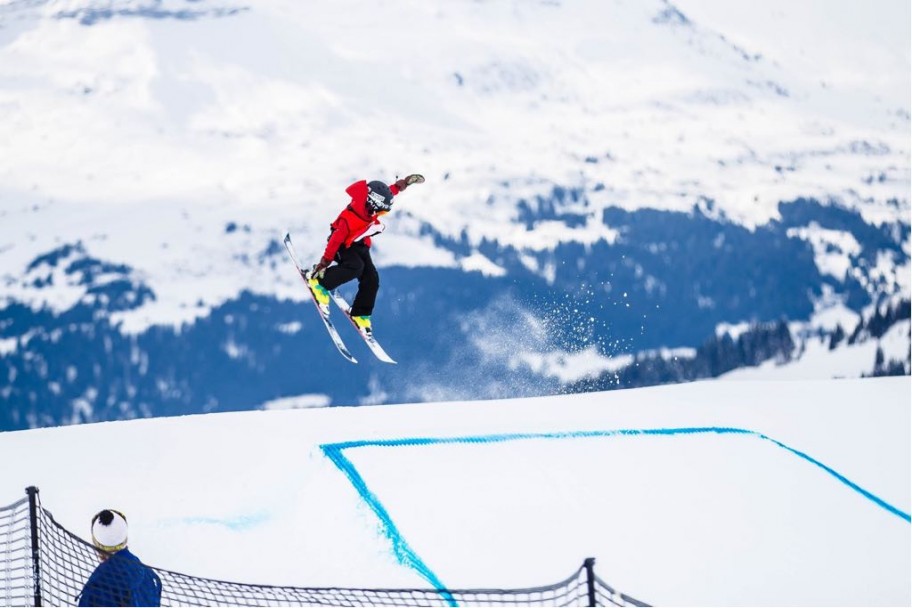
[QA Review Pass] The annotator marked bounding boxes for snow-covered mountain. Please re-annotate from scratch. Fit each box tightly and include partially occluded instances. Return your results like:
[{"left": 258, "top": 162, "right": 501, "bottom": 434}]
[{"left": 0, "top": 0, "right": 909, "bottom": 429}]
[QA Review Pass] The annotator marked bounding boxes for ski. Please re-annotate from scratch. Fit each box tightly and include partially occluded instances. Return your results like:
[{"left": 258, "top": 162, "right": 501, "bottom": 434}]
[
  {"left": 328, "top": 290, "right": 397, "bottom": 364},
  {"left": 282, "top": 232, "right": 358, "bottom": 364}
]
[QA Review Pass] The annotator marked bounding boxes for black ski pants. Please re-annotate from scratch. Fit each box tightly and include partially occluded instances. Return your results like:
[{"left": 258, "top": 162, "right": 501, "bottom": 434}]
[{"left": 319, "top": 243, "right": 379, "bottom": 317}]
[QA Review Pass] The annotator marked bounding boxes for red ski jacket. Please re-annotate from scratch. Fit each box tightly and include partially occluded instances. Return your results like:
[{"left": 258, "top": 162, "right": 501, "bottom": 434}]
[{"left": 321, "top": 180, "right": 402, "bottom": 262}]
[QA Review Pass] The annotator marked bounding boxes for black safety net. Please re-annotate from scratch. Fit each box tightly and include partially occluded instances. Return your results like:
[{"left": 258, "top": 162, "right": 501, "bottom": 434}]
[{"left": 1, "top": 488, "right": 649, "bottom": 607}]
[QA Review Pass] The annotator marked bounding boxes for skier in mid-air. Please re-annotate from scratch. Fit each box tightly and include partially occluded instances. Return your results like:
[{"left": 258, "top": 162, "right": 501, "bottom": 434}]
[{"left": 307, "top": 174, "right": 424, "bottom": 334}]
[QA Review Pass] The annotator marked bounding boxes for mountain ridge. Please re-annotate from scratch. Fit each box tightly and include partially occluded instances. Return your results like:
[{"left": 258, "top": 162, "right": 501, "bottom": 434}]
[{"left": 0, "top": 0, "right": 908, "bottom": 428}]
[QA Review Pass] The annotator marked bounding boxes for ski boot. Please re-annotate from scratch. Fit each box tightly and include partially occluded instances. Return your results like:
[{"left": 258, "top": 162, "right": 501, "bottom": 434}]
[
  {"left": 306, "top": 275, "right": 331, "bottom": 314},
  {"left": 349, "top": 313, "right": 372, "bottom": 335}
]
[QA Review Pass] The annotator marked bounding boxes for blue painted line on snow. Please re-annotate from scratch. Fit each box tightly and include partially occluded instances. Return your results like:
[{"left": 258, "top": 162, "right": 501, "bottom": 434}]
[
  {"left": 174, "top": 512, "right": 270, "bottom": 531},
  {"left": 321, "top": 426, "right": 910, "bottom": 595},
  {"left": 754, "top": 432, "right": 912, "bottom": 523},
  {"left": 321, "top": 444, "right": 458, "bottom": 607}
]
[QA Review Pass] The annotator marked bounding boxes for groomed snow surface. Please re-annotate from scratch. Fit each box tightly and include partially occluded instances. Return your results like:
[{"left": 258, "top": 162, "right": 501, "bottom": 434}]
[{"left": 2, "top": 377, "right": 909, "bottom": 606}]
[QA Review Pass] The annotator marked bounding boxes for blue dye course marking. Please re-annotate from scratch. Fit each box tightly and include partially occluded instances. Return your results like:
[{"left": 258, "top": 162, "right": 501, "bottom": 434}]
[
  {"left": 172, "top": 512, "right": 271, "bottom": 531},
  {"left": 321, "top": 426, "right": 911, "bottom": 601},
  {"left": 321, "top": 445, "right": 457, "bottom": 606}
]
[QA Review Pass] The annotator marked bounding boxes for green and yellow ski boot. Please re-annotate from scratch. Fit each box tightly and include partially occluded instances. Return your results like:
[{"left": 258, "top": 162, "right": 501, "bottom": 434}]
[
  {"left": 307, "top": 276, "right": 331, "bottom": 313},
  {"left": 350, "top": 314, "right": 372, "bottom": 334}
]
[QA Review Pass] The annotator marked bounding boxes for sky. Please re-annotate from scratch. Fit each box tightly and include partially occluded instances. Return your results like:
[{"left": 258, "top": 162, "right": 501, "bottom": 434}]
[{"left": 1, "top": 377, "right": 909, "bottom": 606}]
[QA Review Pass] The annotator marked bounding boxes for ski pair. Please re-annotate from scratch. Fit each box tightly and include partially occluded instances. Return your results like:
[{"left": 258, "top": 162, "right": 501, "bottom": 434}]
[{"left": 283, "top": 233, "right": 396, "bottom": 364}]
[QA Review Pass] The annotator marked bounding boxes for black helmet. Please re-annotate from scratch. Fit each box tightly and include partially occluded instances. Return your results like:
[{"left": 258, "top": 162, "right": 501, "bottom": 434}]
[{"left": 366, "top": 180, "right": 394, "bottom": 213}]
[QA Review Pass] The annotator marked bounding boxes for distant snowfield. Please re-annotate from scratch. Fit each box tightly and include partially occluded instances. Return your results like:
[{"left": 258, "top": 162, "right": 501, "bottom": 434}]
[
  {"left": 723, "top": 320, "right": 912, "bottom": 381},
  {"left": 0, "top": 0, "right": 908, "bottom": 330},
  {"left": 2, "top": 377, "right": 909, "bottom": 606}
]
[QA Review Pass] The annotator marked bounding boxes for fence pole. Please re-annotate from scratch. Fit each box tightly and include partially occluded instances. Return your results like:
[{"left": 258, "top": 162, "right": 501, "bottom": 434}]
[
  {"left": 25, "top": 487, "right": 42, "bottom": 608},
  {"left": 584, "top": 557, "right": 597, "bottom": 607}
]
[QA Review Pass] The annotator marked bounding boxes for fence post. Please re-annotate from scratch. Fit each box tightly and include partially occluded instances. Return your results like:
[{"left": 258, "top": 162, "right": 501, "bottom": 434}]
[
  {"left": 584, "top": 557, "right": 597, "bottom": 607},
  {"left": 26, "top": 486, "right": 42, "bottom": 607}
]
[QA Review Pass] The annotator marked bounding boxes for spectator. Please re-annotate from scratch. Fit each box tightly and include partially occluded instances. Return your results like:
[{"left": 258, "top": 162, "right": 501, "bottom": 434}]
[{"left": 77, "top": 509, "right": 162, "bottom": 607}]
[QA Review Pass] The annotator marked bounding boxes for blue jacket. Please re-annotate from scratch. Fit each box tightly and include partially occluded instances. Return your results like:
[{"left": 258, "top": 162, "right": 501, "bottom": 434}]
[{"left": 78, "top": 548, "right": 162, "bottom": 607}]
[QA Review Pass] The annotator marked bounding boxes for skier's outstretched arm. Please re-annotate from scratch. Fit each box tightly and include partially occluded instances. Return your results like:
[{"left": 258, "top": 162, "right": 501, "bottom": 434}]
[{"left": 391, "top": 174, "right": 424, "bottom": 195}]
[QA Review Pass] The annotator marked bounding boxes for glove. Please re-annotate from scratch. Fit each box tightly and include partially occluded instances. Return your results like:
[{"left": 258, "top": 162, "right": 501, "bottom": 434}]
[
  {"left": 311, "top": 257, "right": 332, "bottom": 279},
  {"left": 395, "top": 174, "right": 425, "bottom": 191}
]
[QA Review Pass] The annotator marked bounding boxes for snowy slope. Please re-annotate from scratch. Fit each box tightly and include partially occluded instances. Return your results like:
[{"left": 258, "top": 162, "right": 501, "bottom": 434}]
[
  {"left": 721, "top": 320, "right": 911, "bottom": 381},
  {"left": 1, "top": 378, "right": 909, "bottom": 606},
  {"left": 0, "top": 0, "right": 907, "bottom": 330}
]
